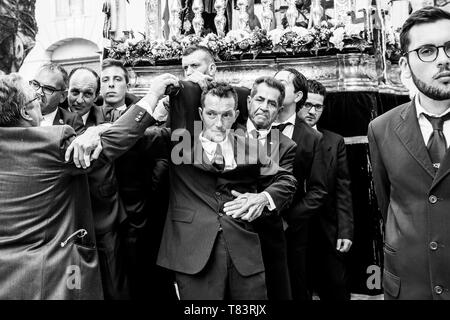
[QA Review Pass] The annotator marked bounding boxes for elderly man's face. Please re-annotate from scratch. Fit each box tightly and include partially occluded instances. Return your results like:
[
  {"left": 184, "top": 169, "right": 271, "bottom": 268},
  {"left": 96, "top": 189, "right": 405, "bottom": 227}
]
[
  {"left": 68, "top": 70, "right": 98, "bottom": 116},
  {"left": 400, "top": 19, "right": 450, "bottom": 100},
  {"left": 31, "top": 69, "right": 66, "bottom": 116},
  {"left": 199, "top": 94, "right": 239, "bottom": 142},
  {"left": 247, "top": 83, "right": 282, "bottom": 130},
  {"left": 23, "top": 84, "right": 43, "bottom": 127}
]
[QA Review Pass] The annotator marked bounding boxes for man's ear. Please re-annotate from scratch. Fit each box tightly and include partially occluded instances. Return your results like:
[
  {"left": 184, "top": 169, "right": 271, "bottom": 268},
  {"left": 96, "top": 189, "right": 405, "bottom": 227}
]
[
  {"left": 247, "top": 96, "right": 252, "bottom": 111},
  {"left": 399, "top": 56, "right": 411, "bottom": 79},
  {"left": 20, "top": 105, "right": 33, "bottom": 122},
  {"left": 198, "top": 107, "right": 204, "bottom": 121},
  {"left": 60, "top": 91, "right": 68, "bottom": 103},
  {"left": 234, "top": 109, "right": 240, "bottom": 122},
  {"left": 294, "top": 91, "right": 303, "bottom": 103},
  {"left": 209, "top": 63, "right": 217, "bottom": 76}
]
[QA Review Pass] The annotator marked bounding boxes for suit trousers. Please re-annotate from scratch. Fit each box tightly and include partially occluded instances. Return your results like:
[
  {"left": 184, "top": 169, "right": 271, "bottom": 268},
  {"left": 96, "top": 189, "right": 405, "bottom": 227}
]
[
  {"left": 96, "top": 229, "right": 130, "bottom": 300},
  {"left": 285, "top": 223, "right": 312, "bottom": 301},
  {"left": 175, "top": 231, "right": 267, "bottom": 300},
  {"left": 308, "top": 227, "right": 350, "bottom": 300}
]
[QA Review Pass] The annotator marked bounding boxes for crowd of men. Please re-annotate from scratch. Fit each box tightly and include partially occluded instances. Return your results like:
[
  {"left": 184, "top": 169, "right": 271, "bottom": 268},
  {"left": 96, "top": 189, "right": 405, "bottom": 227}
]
[{"left": 2, "top": 6, "right": 450, "bottom": 300}]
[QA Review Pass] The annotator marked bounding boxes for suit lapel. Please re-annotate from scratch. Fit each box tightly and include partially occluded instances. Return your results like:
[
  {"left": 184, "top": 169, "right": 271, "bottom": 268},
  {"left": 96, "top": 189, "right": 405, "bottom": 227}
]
[
  {"left": 292, "top": 116, "right": 303, "bottom": 144},
  {"left": 52, "top": 108, "right": 64, "bottom": 125},
  {"left": 394, "top": 100, "right": 435, "bottom": 179},
  {"left": 431, "top": 146, "right": 450, "bottom": 190}
]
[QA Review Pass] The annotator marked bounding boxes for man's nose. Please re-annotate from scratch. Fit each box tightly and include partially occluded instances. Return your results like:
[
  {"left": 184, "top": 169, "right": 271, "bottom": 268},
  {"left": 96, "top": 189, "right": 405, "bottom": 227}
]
[
  {"left": 108, "top": 79, "right": 115, "bottom": 88},
  {"left": 308, "top": 107, "right": 317, "bottom": 115},
  {"left": 436, "top": 47, "right": 450, "bottom": 67},
  {"left": 215, "top": 116, "right": 224, "bottom": 128}
]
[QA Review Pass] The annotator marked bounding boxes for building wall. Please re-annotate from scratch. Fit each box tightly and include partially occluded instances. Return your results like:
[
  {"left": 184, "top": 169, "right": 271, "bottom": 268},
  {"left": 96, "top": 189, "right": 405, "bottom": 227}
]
[{"left": 19, "top": 0, "right": 105, "bottom": 79}]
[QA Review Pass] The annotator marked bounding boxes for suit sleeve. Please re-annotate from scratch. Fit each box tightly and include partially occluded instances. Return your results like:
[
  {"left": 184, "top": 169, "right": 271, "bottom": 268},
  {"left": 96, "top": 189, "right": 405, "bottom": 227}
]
[
  {"left": 368, "top": 121, "right": 390, "bottom": 221},
  {"left": 259, "top": 150, "right": 298, "bottom": 214},
  {"left": 64, "top": 105, "right": 158, "bottom": 175},
  {"left": 285, "top": 134, "right": 328, "bottom": 223},
  {"left": 335, "top": 136, "right": 354, "bottom": 240}
]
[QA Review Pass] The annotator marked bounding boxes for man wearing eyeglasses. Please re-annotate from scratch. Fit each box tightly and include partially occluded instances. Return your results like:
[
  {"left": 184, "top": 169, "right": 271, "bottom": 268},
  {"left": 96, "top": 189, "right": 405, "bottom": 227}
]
[
  {"left": 273, "top": 68, "right": 328, "bottom": 301},
  {"left": 368, "top": 7, "right": 450, "bottom": 300},
  {"left": 301, "top": 79, "right": 353, "bottom": 301},
  {"left": 31, "top": 63, "right": 84, "bottom": 134}
]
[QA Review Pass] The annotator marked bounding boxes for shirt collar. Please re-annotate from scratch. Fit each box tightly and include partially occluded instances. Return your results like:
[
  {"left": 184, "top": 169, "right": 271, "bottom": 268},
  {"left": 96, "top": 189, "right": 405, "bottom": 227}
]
[
  {"left": 246, "top": 118, "right": 272, "bottom": 139},
  {"left": 116, "top": 104, "right": 127, "bottom": 112},
  {"left": 199, "top": 132, "right": 230, "bottom": 156},
  {"left": 273, "top": 112, "right": 296, "bottom": 127},
  {"left": 42, "top": 108, "right": 59, "bottom": 125},
  {"left": 415, "top": 94, "right": 450, "bottom": 118},
  {"left": 81, "top": 110, "right": 91, "bottom": 125}
]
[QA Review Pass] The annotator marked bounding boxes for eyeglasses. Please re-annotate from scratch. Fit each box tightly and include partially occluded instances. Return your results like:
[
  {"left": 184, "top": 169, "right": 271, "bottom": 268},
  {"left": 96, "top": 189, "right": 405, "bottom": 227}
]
[
  {"left": 304, "top": 102, "right": 324, "bottom": 112},
  {"left": 29, "top": 80, "right": 65, "bottom": 95},
  {"left": 405, "top": 41, "right": 450, "bottom": 62}
]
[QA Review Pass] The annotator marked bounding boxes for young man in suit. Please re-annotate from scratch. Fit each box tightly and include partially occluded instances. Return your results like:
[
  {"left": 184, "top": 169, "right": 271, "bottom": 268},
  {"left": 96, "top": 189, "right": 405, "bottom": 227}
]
[
  {"left": 368, "top": 7, "right": 450, "bottom": 300},
  {"left": 234, "top": 77, "right": 297, "bottom": 300},
  {"left": 30, "top": 63, "right": 84, "bottom": 134},
  {"left": 273, "top": 68, "right": 328, "bottom": 300},
  {"left": 301, "top": 79, "right": 354, "bottom": 300},
  {"left": 0, "top": 72, "right": 176, "bottom": 299},
  {"left": 99, "top": 58, "right": 176, "bottom": 300},
  {"left": 156, "top": 81, "right": 297, "bottom": 300}
]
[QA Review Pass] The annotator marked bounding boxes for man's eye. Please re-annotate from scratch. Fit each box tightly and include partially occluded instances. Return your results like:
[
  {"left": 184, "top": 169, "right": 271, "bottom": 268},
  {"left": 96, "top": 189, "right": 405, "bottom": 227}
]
[{"left": 419, "top": 46, "right": 436, "bottom": 56}]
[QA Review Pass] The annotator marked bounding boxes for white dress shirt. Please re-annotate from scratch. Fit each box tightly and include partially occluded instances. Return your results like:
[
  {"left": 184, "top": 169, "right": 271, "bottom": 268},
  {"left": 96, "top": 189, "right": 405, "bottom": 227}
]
[
  {"left": 246, "top": 118, "right": 272, "bottom": 145},
  {"left": 199, "top": 131, "right": 276, "bottom": 211},
  {"left": 40, "top": 108, "right": 58, "bottom": 127},
  {"left": 415, "top": 95, "right": 450, "bottom": 148},
  {"left": 272, "top": 112, "right": 296, "bottom": 139},
  {"left": 81, "top": 110, "right": 90, "bottom": 125}
]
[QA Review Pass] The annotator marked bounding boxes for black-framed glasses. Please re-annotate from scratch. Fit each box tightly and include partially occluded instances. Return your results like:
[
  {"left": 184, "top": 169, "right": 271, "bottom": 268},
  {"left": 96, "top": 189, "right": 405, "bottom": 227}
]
[
  {"left": 405, "top": 41, "right": 450, "bottom": 62},
  {"left": 304, "top": 102, "right": 324, "bottom": 112},
  {"left": 29, "top": 80, "right": 65, "bottom": 95}
]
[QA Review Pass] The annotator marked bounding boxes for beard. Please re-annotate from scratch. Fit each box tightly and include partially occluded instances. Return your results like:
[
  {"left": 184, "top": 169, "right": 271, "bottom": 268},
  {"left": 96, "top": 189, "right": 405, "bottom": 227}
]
[{"left": 411, "top": 67, "right": 450, "bottom": 101}]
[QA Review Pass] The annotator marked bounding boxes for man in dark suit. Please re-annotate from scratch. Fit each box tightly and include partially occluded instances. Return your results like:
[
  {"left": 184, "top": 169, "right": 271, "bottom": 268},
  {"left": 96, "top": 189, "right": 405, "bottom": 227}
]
[
  {"left": 234, "top": 77, "right": 296, "bottom": 300},
  {"left": 273, "top": 68, "right": 328, "bottom": 300},
  {"left": 156, "top": 81, "right": 297, "bottom": 300},
  {"left": 30, "top": 63, "right": 84, "bottom": 134},
  {"left": 67, "top": 66, "right": 131, "bottom": 299},
  {"left": 368, "top": 7, "right": 450, "bottom": 300},
  {"left": 0, "top": 72, "right": 173, "bottom": 299},
  {"left": 301, "top": 79, "right": 353, "bottom": 300},
  {"left": 99, "top": 58, "right": 176, "bottom": 300}
]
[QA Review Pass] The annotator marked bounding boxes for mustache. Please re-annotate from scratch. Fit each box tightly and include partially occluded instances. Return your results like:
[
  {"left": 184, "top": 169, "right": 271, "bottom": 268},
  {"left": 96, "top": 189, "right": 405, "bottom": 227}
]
[{"left": 433, "top": 67, "right": 450, "bottom": 80}]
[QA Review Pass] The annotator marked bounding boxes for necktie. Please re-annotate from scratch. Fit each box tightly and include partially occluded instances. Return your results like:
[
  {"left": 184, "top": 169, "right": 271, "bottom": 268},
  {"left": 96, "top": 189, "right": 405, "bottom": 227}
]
[
  {"left": 424, "top": 113, "right": 450, "bottom": 170},
  {"left": 104, "top": 105, "right": 115, "bottom": 122},
  {"left": 273, "top": 122, "right": 291, "bottom": 133},
  {"left": 251, "top": 130, "right": 261, "bottom": 139},
  {"left": 212, "top": 143, "right": 225, "bottom": 171}
]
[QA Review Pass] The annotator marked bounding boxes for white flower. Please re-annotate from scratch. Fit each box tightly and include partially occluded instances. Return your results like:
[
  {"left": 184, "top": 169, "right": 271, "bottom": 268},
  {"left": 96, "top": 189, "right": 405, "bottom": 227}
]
[
  {"left": 125, "top": 38, "right": 138, "bottom": 47},
  {"left": 268, "top": 28, "right": 285, "bottom": 45},
  {"left": 330, "top": 27, "right": 345, "bottom": 50},
  {"left": 291, "top": 26, "right": 309, "bottom": 37},
  {"left": 225, "top": 29, "right": 250, "bottom": 43}
]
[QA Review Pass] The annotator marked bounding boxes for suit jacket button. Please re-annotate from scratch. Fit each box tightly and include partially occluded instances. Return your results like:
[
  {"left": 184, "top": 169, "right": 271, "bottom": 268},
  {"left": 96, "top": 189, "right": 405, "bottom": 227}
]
[
  {"left": 429, "top": 195, "right": 438, "bottom": 204},
  {"left": 135, "top": 118, "right": 140, "bottom": 121},
  {"left": 434, "top": 286, "right": 443, "bottom": 295},
  {"left": 430, "top": 242, "right": 438, "bottom": 251},
  {"left": 218, "top": 212, "right": 224, "bottom": 217}
]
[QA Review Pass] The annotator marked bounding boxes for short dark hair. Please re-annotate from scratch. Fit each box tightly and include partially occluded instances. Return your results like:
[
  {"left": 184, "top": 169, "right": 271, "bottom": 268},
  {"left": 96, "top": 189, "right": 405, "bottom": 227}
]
[
  {"left": 39, "top": 63, "right": 69, "bottom": 89},
  {"left": 182, "top": 45, "right": 215, "bottom": 64},
  {"left": 250, "top": 76, "right": 286, "bottom": 109},
  {"left": 400, "top": 6, "right": 450, "bottom": 54},
  {"left": 0, "top": 73, "right": 30, "bottom": 127},
  {"left": 307, "top": 79, "right": 326, "bottom": 97},
  {"left": 275, "top": 68, "right": 308, "bottom": 111},
  {"left": 101, "top": 58, "right": 129, "bottom": 84},
  {"left": 201, "top": 81, "right": 238, "bottom": 110},
  {"left": 68, "top": 67, "right": 101, "bottom": 96}
]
